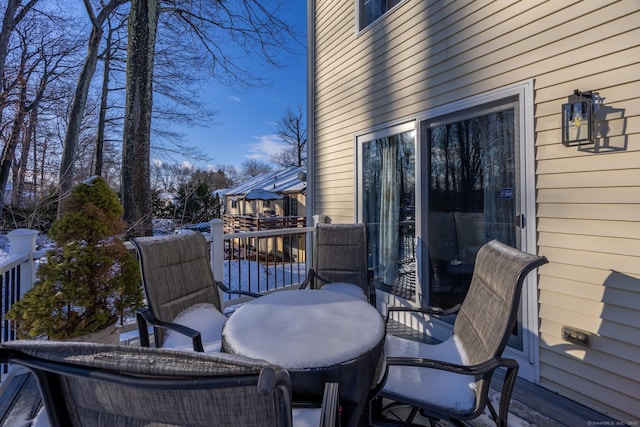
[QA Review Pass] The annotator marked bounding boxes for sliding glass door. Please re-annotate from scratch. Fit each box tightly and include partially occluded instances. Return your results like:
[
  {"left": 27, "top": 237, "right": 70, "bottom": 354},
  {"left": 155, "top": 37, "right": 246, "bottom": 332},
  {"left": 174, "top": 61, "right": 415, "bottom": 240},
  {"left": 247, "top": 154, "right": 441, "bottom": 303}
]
[
  {"left": 419, "top": 92, "right": 537, "bottom": 376},
  {"left": 423, "top": 102, "right": 520, "bottom": 311}
]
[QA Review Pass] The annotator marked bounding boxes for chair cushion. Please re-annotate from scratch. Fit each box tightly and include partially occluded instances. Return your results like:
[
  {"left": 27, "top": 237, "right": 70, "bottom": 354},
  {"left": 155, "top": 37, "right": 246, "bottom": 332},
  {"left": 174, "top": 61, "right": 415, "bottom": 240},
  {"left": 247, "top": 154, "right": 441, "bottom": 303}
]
[
  {"left": 163, "top": 303, "right": 227, "bottom": 353},
  {"left": 382, "top": 334, "right": 477, "bottom": 414},
  {"left": 321, "top": 282, "right": 366, "bottom": 301},
  {"left": 292, "top": 408, "right": 321, "bottom": 427}
]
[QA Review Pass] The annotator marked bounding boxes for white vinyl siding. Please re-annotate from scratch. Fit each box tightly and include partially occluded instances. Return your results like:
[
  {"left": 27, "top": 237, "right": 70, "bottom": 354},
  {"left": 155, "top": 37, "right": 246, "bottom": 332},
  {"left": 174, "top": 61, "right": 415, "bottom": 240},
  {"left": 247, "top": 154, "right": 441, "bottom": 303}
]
[{"left": 311, "top": 0, "right": 640, "bottom": 421}]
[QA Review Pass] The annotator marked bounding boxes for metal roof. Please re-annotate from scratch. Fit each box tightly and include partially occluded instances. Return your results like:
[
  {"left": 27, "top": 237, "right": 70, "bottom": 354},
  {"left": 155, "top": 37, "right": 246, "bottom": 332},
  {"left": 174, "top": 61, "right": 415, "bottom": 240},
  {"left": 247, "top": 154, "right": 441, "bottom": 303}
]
[{"left": 223, "top": 166, "right": 306, "bottom": 197}]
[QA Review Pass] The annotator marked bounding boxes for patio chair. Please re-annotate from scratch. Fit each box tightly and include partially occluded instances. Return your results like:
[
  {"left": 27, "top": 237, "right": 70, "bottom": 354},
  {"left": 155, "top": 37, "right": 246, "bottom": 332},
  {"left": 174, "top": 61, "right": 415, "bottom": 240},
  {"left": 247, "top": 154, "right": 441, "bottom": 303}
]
[
  {"left": 0, "top": 340, "right": 340, "bottom": 427},
  {"left": 132, "top": 231, "right": 260, "bottom": 353},
  {"left": 370, "top": 239, "right": 548, "bottom": 427},
  {"left": 300, "top": 223, "right": 376, "bottom": 305}
]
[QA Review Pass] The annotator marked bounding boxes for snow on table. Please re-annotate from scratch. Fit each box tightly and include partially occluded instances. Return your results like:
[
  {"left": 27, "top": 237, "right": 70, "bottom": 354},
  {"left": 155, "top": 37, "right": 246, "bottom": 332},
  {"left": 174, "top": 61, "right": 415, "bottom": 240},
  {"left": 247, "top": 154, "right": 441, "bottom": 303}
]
[{"left": 221, "top": 289, "right": 384, "bottom": 369}]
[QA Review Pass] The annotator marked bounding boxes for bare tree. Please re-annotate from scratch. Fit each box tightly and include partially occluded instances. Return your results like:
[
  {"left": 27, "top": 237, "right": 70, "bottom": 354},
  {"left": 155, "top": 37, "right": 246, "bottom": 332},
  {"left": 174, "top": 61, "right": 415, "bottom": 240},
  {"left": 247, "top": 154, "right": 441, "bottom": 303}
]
[
  {"left": 0, "top": 16, "right": 72, "bottom": 212},
  {"left": 271, "top": 105, "right": 306, "bottom": 168},
  {"left": 217, "top": 164, "right": 240, "bottom": 185},
  {"left": 11, "top": 21, "right": 76, "bottom": 207},
  {"left": 95, "top": 12, "right": 127, "bottom": 177},
  {"left": 0, "top": 0, "right": 39, "bottom": 124},
  {"left": 241, "top": 159, "right": 273, "bottom": 179},
  {"left": 0, "top": 26, "right": 33, "bottom": 213},
  {"left": 57, "top": 0, "right": 127, "bottom": 216},
  {"left": 122, "top": 0, "right": 300, "bottom": 236}
]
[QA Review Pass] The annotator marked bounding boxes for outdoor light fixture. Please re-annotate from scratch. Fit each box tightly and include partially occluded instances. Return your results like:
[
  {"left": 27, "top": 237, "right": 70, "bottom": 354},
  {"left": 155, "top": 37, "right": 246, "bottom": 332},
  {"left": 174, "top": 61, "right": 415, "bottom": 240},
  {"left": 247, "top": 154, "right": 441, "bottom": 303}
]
[{"left": 562, "top": 89, "right": 603, "bottom": 146}]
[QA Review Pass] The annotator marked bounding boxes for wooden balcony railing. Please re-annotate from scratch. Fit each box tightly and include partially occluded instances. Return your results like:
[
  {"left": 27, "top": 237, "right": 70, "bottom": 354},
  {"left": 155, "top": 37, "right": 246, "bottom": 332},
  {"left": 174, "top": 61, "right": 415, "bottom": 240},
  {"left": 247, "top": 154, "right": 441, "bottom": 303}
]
[{"left": 222, "top": 214, "right": 306, "bottom": 232}]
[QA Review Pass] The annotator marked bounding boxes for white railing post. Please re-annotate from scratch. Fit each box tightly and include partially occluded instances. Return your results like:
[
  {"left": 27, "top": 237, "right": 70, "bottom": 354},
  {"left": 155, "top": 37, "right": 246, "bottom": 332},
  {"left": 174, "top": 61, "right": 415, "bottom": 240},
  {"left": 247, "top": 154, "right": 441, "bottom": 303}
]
[
  {"left": 312, "top": 215, "right": 327, "bottom": 226},
  {"left": 7, "top": 228, "right": 39, "bottom": 295},
  {"left": 209, "top": 218, "right": 224, "bottom": 282},
  {"left": 308, "top": 215, "right": 326, "bottom": 273}
]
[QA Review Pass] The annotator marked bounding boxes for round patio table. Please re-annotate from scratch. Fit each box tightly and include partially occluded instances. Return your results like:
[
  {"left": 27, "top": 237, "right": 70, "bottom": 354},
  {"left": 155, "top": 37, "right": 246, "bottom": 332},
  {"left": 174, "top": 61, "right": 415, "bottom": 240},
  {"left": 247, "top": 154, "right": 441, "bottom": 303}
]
[{"left": 221, "top": 289, "right": 385, "bottom": 427}]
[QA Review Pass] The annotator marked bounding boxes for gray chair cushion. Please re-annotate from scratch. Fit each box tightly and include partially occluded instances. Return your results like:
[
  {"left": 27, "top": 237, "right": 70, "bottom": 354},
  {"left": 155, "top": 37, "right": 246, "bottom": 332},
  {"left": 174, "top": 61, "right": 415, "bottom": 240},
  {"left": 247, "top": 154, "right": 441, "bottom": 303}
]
[{"left": 163, "top": 303, "right": 227, "bottom": 352}]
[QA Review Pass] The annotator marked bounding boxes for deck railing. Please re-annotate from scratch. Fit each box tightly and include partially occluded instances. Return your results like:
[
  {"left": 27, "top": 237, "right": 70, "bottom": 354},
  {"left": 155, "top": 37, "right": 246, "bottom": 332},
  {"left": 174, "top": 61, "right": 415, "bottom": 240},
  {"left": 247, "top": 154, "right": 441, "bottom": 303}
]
[
  {"left": 0, "top": 221, "right": 314, "bottom": 354},
  {"left": 0, "top": 229, "right": 41, "bottom": 379},
  {"left": 222, "top": 214, "right": 306, "bottom": 232},
  {"left": 208, "top": 219, "right": 313, "bottom": 304}
]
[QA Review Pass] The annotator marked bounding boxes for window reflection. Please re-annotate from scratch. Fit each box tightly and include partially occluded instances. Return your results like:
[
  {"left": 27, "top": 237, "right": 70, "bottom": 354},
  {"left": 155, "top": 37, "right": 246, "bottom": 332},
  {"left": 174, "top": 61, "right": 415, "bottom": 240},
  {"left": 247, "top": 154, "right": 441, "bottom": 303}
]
[
  {"left": 361, "top": 130, "right": 416, "bottom": 299},
  {"left": 425, "top": 108, "right": 518, "bottom": 308},
  {"left": 361, "top": 0, "right": 402, "bottom": 29}
]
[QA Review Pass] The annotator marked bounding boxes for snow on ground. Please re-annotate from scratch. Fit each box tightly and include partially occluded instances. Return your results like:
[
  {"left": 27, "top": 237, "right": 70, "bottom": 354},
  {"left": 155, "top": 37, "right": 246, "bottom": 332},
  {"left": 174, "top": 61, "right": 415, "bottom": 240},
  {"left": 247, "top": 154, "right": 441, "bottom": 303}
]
[{"left": 222, "top": 259, "right": 305, "bottom": 298}]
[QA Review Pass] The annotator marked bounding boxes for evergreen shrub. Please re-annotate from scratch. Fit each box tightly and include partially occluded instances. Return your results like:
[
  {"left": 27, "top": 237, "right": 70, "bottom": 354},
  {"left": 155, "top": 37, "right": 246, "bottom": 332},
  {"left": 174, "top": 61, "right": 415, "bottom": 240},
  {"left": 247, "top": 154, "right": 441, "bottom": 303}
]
[{"left": 7, "top": 177, "right": 143, "bottom": 339}]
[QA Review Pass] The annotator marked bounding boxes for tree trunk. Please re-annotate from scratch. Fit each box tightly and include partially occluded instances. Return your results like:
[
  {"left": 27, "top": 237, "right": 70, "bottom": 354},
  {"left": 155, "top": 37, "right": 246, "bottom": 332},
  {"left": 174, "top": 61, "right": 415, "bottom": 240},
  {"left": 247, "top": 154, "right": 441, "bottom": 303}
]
[
  {"left": 0, "top": 45, "right": 28, "bottom": 214},
  {"left": 122, "top": 0, "right": 159, "bottom": 237},
  {"left": 13, "top": 98, "right": 38, "bottom": 206},
  {"left": 0, "top": 0, "right": 38, "bottom": 123},
  {"left": 57, "top": 25, "right": 102, "bottom": 214},
  {"left": 95, "top": 18, "right": 116, "bottom": 178},
  {"left": 57, "top": 0, "right": 126, "bottom": 217}
]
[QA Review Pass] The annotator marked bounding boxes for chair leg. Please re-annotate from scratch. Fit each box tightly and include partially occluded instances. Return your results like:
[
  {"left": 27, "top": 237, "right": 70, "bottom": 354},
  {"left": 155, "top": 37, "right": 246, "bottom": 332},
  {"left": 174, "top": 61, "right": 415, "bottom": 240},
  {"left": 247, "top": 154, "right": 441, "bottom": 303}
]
[
  {"left": 495, "top": 362, "right": 519, "bottom": 427},
  {"left": 372, "top": 400, "right": 423, "bottom": 426}
]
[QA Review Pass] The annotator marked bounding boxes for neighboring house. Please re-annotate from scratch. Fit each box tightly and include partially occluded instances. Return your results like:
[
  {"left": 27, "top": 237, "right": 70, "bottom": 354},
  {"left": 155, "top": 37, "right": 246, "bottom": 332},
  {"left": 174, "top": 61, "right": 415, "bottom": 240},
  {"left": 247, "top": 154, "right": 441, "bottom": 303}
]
[
  {"left": 308, "top": 0, "right": 638, "bottom": 422},
  {"left": 223, "top": 166, "right": 307, "bottom": 230}
]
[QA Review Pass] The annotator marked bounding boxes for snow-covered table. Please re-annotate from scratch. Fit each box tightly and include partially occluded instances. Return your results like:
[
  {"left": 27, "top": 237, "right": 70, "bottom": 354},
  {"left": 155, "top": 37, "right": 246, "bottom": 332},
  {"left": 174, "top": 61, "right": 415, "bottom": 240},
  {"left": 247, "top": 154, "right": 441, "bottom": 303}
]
[{"left": 222, "top": 289, "right": 385, "bottom": 427}]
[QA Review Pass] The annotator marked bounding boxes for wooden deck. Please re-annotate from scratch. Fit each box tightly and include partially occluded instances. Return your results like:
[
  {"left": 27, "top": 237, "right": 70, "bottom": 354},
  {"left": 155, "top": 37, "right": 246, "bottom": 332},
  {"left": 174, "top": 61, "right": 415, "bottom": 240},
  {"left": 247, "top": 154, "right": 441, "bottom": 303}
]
[
  {"left": 386, "top": 320, "right": 615, "bottom": 426},
  {"left": 0, "top": 323, "right": 617, "bottom": 426}
]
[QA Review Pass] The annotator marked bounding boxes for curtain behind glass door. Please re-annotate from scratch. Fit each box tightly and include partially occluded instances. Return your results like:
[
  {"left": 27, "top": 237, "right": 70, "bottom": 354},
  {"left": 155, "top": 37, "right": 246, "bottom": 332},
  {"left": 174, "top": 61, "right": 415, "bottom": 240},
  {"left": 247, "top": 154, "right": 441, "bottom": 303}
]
[{"left": 362, "top": 130, "right": 416, "bottom": 300}]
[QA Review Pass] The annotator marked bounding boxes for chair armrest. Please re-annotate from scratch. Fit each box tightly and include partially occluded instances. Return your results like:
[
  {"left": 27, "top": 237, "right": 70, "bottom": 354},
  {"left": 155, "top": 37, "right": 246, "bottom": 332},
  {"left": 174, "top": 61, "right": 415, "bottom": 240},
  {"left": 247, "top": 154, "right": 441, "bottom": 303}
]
[
  {"left": 215, "top": 280, "right": 261, "bottom": 299},
  {"left": 136, "top": 308, "right": 152, "bottom": 347},
  {"left": 385, "top": 304, "right": 461, "bottom": 327},
  {"left": 299, "top": 269, "right": 315, "bottom": 290},
  {"left": 135, "top": 307, "right": 204, "bottom": 352},
  {"left": 384, "top": 355, "right": 514, "bottom": 377},
  {"left": 381, "top": 356, "right": 518, "bottom": 426}
]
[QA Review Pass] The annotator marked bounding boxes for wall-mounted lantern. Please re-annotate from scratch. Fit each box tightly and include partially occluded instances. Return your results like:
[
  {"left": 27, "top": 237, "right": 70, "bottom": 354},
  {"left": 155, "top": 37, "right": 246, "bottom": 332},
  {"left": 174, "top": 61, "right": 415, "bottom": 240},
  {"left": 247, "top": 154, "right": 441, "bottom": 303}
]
[{"left": 562, "top": 90, "right": 603, "bottom": 146}]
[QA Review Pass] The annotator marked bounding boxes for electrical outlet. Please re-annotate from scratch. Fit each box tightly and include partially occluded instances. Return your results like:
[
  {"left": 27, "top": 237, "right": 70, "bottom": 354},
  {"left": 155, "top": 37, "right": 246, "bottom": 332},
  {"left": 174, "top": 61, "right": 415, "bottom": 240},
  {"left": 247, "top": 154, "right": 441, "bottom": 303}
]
[{"left": 562, "top": 326, "right": 591, "bottom": 348}]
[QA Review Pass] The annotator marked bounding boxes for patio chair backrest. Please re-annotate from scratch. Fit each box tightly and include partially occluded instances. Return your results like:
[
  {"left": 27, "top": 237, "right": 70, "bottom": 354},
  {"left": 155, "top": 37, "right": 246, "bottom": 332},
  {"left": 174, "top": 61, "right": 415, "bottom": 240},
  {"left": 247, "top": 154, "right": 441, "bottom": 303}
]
[
  {"left": 313, "top": 223, "right": 370, "bottom": 297},
  {"left": 0, "top": 340, "right": 293, "bottom": 427},
  {"left": 132, "top": 231, "right": 223, "bottom": 345},
  {"left": 453, "top": 239, "right": 548, "bottom": 366}
]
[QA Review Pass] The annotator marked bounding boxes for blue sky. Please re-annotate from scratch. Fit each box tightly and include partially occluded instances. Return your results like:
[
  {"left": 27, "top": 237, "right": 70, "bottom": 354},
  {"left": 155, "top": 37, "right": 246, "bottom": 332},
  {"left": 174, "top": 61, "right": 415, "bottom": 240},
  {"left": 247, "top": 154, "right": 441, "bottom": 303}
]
[{"left": 183, "top": 2, "right": 307, "bottom": 172}]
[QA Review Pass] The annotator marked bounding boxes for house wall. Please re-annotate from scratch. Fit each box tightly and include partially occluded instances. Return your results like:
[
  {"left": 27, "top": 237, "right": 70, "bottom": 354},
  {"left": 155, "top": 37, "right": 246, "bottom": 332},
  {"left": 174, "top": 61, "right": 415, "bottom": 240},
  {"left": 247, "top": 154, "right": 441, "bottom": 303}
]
[
  {"left": 225, "top": 194, "right": 307, "bottom": 218},
  {"left": 311, "top": 0, "right": 639, "bottom": 421}
]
